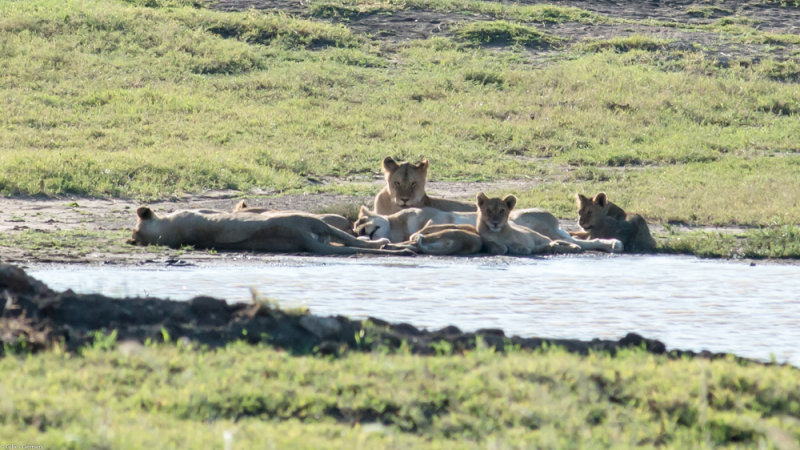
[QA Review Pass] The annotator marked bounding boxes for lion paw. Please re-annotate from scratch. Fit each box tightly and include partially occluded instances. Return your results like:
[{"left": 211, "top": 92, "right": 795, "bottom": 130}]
[{"left": 552, "top": 240, "right": 582, "bottom": 253}]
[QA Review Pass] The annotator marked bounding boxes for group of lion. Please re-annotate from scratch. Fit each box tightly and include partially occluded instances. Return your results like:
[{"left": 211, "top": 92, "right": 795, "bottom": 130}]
[{"left": 129, "top": 157, "right": 655, "bottom": 256}]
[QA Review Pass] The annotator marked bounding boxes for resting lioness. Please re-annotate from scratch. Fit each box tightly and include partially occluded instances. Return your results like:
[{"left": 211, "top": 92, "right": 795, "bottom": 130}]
[
  {"left": 353, "top": 206, "right": 475, "bottom": 242},
  {"left": 477, "top": 193, "right": 582, "bottom": 255},
  {"left": 128, "top": 207, "right": 410, "bottom": 256},
  {"left": 232, "top": 199, "right": 353, "bottom": 235},
  {"left": 570, "top": 192, "right": 656, "bottom": 252},
  {"left": 374, "top": 156, "right": 475, "bottom": 215}
]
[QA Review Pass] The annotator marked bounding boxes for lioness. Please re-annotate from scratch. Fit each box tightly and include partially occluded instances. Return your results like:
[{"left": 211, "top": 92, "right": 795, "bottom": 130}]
[
  {"left": 232, "top": 199, "right": 353, "bottom": 235},
  {"left": 477, "top": 193, "right": 582, "bottom": 255},
  {"left": 128, "top": 207, "right": 410, "bottom": 256},
  {"left": 374, "top": 157, "right": 475, "bottom": 215},
  {"left": 353, "top": 205, "right": 475, "bottom": 242},
  {"left": 570, "top": 192, "right": 656, "bottom": 252}
]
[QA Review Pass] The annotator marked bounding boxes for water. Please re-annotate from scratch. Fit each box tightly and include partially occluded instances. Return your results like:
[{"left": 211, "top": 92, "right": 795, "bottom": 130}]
[{"left": 27, "top": 255, "right": 800, "bottom": 366}]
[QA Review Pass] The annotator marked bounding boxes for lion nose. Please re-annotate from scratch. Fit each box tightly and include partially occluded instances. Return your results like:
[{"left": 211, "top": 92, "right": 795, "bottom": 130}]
[{"left": 399, "top": 197, "right": 409, "bottom": 204}]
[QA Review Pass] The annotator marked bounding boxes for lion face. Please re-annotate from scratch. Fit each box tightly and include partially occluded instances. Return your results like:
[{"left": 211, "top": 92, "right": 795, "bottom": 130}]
[
  {"left": 353, "top": 206, "right": 391, "bottom": 240},
  {"left": 576, "top": 193, "right": 608, "bottom": 230},
  {"left": 382, "top": 156, "right": 428, "bottom": 208},
  {"left": 476, "top": 193, "right": 516, "bottom": 232}
]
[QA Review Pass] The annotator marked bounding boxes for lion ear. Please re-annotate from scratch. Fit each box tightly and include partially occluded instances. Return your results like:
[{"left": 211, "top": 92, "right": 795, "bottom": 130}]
[
  {"left": 594, "top": 192, "right": 608, "bottom": 207},
  {"left": 416, "top": 158, "right": 429, "bottom": 171},
  {"left": 503, "top": 195, "right": 517, "bottom": 211},
  {"left": 136, "top": 207, "right": 154, "bottom": 220},
  {"left": 576, "top": 193, "right": 590, "bottom": 206},
  {"left": 476, "top": 192, "right": 488, "bottom": 207},
  {"left": 233, "top": 199, "right": 248, "bottom": 212},
  {"left": 382, "top": 156, "right": 399, "bottom": 173}
]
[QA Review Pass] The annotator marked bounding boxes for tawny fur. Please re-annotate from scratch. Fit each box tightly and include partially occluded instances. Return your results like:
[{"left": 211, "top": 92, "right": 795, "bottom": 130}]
[
  {"left": 232, "top": 199, "right": 353, "bottom": 235},
  {"left": 404, "top": 222, "right": 483, "bottom": 256},
  {"left": 357, "top": 202, "right": 622, "bottom": 252},
  {"left": 476, "top": 193, "right": 583, "bottom": 256},
  {"left": 570, "top": 192, "right": 656, "bottom": 252},
  {"left": 353, "top": 205, "right": 475, "bottom": 242},
  {"left": 128, "top": 207, "right": 409, "bottom": 256},
  {"left": 373, "top": 156, "right": 475, "bottom": 215}
]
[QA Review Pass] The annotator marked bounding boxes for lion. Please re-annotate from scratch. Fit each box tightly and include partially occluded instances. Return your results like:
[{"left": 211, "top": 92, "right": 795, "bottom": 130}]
[
  {"left": 232, "top": 199, "right": 353, "bottom": 235},
  {"left": 356, "top": 201, "right": 622, "bottom": 252},
  {"left": 570, "top": 192, "right": 656, "bottom": 252},
  {"left": 476, "top": 193, "right": 583, "bottom": 255},
  {"left": 374, "top": 156, "right": 475, "bottom": 215},
  {"left": 404, "top": 222, "right": 483, "bottom": 256},
  {"left": 353, "top": 205, "right": 475, "bottom": 242},
  {"left": 127, "top": 207, "right": 411, "bottom": 256}
]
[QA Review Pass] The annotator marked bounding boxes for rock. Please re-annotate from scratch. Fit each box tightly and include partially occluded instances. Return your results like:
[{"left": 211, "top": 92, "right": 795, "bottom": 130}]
[{"left": 299, "top": 315, "right": 342, "bottom": 339}]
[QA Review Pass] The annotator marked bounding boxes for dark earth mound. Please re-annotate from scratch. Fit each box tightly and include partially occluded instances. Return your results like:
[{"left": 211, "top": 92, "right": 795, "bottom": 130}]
[{"left": 0, "top": 263, "right": 769, "bottom": 364}]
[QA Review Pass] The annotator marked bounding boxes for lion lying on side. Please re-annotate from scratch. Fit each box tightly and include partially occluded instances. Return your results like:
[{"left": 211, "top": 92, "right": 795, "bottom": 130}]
[
  {"left": 374, "top": 156, "right": 475, "bottom": 215},
  {"left": 232, "top": 199, "right": 353, "bottom": 235},
  {"left": 353, "top": 206, "right": 475, "bottom": 242},
  {"left": 477, "top": 193, "right": 583, "bottom": 255},
  {"left": 128, "top": 207, "right": 409, "bottom": 256},
  {"left": 356, "top": 203, "right": 622, "bottom": 253},
  {"left": 570, "top": 192, "right": 656, "bottom": 252}
]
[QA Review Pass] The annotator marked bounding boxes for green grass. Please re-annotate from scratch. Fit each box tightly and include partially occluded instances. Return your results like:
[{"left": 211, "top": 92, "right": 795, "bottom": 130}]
[
  {"left": 0, "top": 229, "right": 174, "bottom": 259},
  {"left": 658, "top": 225, "right": 800, "bottom": 259},
  {"left": 454, "top": 20, "right": 561, "bottom": 48},
  {"left": 2, "top": 341, "right": 799, "bottom": 447},
  {"left": 1, "top": 0, "right": 800, "bottom": 256}
]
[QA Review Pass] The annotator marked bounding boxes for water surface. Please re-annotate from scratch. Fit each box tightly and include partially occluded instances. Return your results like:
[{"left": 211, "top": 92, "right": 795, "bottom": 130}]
[{"left": 28, "top": 255, "right": 800, "bottom": 366}]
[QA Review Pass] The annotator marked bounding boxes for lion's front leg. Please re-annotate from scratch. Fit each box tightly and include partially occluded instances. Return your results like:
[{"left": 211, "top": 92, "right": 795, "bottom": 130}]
[
  {"left": 484, "top": 241, "right": 508, "bottom": 255},
  {"left": 548, "top": 240, "right": 583, "bottom": 254}
]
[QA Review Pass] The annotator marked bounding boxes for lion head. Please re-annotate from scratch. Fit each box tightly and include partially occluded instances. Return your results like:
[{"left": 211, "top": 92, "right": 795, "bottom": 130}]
[
  {"left": 575, "top": 192, "right": 610, "bottom": 231},
  {"left": 382, "top": 156, "right": 428, "bottom": 208},
  {"left": 128, "top": 206, "right": 159, "bottom": 245},
  {"left": 476, "top": 192, "right": 516, "bottom": 232},
  {"left": 353, "top": 205, "right": 391, "bottom": 240}
]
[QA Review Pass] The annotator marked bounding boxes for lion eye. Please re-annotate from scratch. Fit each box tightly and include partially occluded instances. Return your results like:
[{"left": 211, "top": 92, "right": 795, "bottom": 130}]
[
  {"left": 410, "top": 182, "right": 417, "bottom": 188},
  {"left": 393, "top": 182, "right": 400, "bottom": 188}
]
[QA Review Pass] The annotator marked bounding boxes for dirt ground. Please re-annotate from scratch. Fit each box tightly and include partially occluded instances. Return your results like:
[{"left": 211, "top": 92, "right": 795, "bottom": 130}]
[
  {"left": 213, "top": 0, "right": 800, "bottom": 62},
  {"left": 0, "top": 180, "right": 554, "bottom": 265}
]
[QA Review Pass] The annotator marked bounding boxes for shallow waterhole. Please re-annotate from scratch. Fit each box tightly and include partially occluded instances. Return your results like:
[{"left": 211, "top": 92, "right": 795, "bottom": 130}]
[{"left": 28, "top": 255, "right": 800, "bottom": 366}]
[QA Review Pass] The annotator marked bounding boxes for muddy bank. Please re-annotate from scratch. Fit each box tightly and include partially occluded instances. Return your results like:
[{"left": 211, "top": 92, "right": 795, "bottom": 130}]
[{"left": 0, "top": 262, "right": 768, "bottom": 364}]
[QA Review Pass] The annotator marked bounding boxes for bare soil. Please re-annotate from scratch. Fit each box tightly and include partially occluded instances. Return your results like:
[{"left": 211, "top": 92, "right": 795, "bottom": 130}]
[
  {"left": 0, "top": 180, "right": 546, "bottom": 265},
  {"left": 213, "top": 0, "right": 800, "bottom": 62}
]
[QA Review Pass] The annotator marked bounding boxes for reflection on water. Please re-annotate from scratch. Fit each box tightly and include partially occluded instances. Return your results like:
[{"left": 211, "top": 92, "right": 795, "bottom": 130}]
[{"left": 28, "top": 255, "right": 800, "bottom": 366}]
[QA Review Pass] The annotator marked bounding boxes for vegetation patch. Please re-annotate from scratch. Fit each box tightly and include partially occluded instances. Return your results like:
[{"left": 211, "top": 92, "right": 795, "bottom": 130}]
[
  {"left": 584, "top": 34, "right": 673, "bottom": 53},
  {"left": 1, "top": 339, "right": 799, "bottom": 447},
  {"left": 684, "top": 5, "right": 732, "bottom": 18},
  {"left": 454, "top": 20, "right": 561, "bottom": 48},
  {"left": 660, "top": 225, "right": 800, "bottom": 259}
]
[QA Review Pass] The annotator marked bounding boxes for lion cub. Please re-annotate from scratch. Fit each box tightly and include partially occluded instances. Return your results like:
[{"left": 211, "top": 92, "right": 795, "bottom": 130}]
[
  {"left": 374, "top": 157, "right": 475, "bottom": 215},
  {"left": 476, "top": 193, "right": 582, "bottom": 255},
  {"left": 570, "top": 192, "right": 656, "bottom": 252},
  {"left": 406, "top": 222, "right": 483, "bottom": 256}
]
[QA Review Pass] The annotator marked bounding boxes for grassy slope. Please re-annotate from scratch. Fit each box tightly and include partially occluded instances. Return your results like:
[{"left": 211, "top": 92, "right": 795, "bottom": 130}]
[
  {"left": 1, "top": 0, "right": 799, "bottom": 222},
  {"left": 2, "top": 341, "right": 799, "bottom": 448}
]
